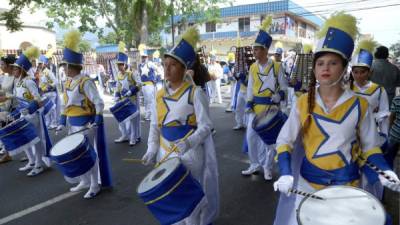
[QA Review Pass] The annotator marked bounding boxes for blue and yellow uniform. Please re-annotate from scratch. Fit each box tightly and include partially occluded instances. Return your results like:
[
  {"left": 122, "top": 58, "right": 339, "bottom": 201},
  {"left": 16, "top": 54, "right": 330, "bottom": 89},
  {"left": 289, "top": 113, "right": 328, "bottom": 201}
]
[{"left": 276, "top": 90, "right": 389, "bottom": 189}]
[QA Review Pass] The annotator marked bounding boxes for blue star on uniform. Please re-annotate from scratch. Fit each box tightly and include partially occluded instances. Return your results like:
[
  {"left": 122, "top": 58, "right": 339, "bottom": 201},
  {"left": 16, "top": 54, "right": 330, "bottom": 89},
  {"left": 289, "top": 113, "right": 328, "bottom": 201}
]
[
  {"left": 312, "top": 100, "right": 361, "bottom": 164},
  {"left": 162, "top": 87, "right": 194, "bottom": 126}
]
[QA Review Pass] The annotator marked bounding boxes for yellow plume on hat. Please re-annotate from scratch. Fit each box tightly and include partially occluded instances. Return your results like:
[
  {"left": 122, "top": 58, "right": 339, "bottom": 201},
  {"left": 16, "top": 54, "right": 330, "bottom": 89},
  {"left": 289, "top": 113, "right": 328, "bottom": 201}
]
[
  {"left": 355, "top": 38, "right": 377, "bottom": 55},
  {"left": 45, "top": 48, "right": 54, "bottom": 58},
  {"left": 153, "top": 50, "right": 160, "bottom": 58},
  {"left": 303, "top": 43, "right": 313, "bottom": 54},
  {"left": 260, "top": 16, "right": 272, "bottom": 32},
  {"left": 227, "top": 52, "right": 235, "bottom": 61},
  {"left": 275, "top": 41, "right": 283, "bottom": 49},
  {"left": 24, "top": 46, "right": 40, "bottom": 61},
  {"left": 64, "top": 30, "right": 81, "bottom": 52},
  {"left": 0, "top": 50, "right": 4, "bottom": 58},
  {"left": 118, "top": 41, "right": 126, "bottom": 53},
  {"left": 181, "top": 26, "right": 200, "bottom": 48},
  {"left": 317, "top": 11, "right": 359, "bottom": 40}
]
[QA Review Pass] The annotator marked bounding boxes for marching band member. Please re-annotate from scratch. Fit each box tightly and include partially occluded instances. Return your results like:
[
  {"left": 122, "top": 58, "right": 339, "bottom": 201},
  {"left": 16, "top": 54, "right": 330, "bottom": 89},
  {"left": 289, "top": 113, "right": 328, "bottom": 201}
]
[
  {"left": 38, "top": 54, "right": 58, "bottom": 129},
  {"left": 138, "top": 46, "right": 156, "bottom": 121},
  {"left": 232, "top": 54, "right": 248, "bottom": 130},
  {"left": 56, "top": 30, "right": 112, "bottom": 198},
  {"left": 0, "top": 54, "right": 16, "bottom": 163},
  {"left": 350, "top": 38, "right": 390, "bottom": 199},
  {"left": 273, "top": 12, "right": 400, "bottom": 225},
  {"left": 242, "top": 16, "right": 288, "bottom": 180},
  {"left": 6, "top": 46, "right": 52, "bottom": 176},
  {"left": 225, "top": 52, "right": 237, "bottom": 113},
  {"left": 207, "top": 55, "right": 223, "bottom": 104},
  {"left": 113, "top": 42, "right": 141, "bottom": 146},
  {"left": 141, "top": 27, "right": 219, "bottom": 225}
]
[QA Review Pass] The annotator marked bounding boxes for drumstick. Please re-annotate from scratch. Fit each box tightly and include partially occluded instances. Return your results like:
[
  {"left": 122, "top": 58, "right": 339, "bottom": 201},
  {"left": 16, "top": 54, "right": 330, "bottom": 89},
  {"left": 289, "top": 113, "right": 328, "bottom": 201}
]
[
  {"left": 359, "top": 156, "right": 398, "bottom": 184},
  {"left": 154, "top": 129, "right": 195, "bottom": 168},
  {"left": 67, "top": 125, "right": 98, "bottom": 136},
  {"left": 122, "top": 158, "right": 144, "bottom": 163},
  {"left": 289, "top": 188, "right": 325, "bottom": 200},
  {"left": 364, "top": 160, "right": 398, "bottom": 184}
]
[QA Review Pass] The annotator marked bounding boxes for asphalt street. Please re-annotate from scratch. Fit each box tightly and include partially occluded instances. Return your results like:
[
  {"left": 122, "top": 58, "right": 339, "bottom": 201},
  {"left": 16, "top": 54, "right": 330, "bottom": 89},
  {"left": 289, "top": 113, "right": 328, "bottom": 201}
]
[{"left": 0, "top": 87, "right": 398, "bottom": 225}]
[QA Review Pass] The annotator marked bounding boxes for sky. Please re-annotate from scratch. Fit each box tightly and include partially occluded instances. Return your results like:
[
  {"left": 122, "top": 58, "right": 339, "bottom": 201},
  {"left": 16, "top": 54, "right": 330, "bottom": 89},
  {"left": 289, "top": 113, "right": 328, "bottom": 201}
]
[
  {"left": 1, "top": 0, "right": 400, "bottom": 47},
  {"left": 228, "top": 0, "right": 400, "bottom": 47}
]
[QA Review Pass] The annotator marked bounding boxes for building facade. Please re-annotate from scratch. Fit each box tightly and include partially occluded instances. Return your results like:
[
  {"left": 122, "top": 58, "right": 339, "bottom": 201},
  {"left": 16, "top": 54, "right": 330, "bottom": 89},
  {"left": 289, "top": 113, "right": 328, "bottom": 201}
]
[{"left": 168, "top": 0, "right": 323, "bottom": 60}]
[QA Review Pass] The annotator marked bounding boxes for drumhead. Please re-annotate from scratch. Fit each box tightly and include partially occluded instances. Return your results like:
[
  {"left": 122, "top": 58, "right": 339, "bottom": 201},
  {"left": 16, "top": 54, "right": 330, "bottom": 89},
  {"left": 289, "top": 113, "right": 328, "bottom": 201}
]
[
  {"left": 297, "top": 186, "right": 385, "bottom": 225},
  {"left": 137, "top": 157, "right": 181, "bottom": 194},
  {"left": 51, "top": 133, "right": 85, "bottom": 156},
  {"left": 254, "top": 107, "right": 278, "bottom": 126}
]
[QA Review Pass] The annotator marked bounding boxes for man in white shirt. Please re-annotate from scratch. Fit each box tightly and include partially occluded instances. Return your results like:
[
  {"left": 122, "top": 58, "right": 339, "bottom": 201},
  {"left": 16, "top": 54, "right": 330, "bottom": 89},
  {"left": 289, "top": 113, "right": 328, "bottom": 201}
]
[{"left": 207, "top": 56, "right": 223, "bottom": 104}]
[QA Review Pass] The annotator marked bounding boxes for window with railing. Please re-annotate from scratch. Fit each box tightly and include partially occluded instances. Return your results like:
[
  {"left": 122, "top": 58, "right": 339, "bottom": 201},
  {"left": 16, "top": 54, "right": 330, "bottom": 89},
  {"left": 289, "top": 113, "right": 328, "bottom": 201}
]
[
  {"left": 206, "top": 22, "right": 216, "bottom": 33},
  {"left": 239, "top": 17, "right": 250, "bottom": 32}
]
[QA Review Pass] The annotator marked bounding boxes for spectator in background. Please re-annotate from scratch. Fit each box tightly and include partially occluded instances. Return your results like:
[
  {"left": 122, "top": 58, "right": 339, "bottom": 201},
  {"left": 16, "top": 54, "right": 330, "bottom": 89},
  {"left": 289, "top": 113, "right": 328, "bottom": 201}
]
[
  {"left": 370, "top": 46, "right": 400, "bottom": 105},
  {"left": 207, "top": 55, "right": 223, "bottom": 104}
]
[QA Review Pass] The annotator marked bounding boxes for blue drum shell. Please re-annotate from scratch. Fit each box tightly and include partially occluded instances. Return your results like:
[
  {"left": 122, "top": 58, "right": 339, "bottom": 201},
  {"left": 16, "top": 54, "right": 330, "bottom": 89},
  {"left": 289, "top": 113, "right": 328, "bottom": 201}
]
[
  {"left": 138, "top": 163, "right": 204, "bottom": 225},
  {"left": 43, "top": 98, "right": 54, "bottom": 116},
  {"left": 51, "top": 137, "right": 97, "bottom": 178},
  {"left": 110, "top": 99, "right": 137, "bottom": 123},
  {"left": 0, "top": 119, "right": 39, "bottom": 152},
  {"left": 253, "top": 111, "right": 288, "bottom": 145}
]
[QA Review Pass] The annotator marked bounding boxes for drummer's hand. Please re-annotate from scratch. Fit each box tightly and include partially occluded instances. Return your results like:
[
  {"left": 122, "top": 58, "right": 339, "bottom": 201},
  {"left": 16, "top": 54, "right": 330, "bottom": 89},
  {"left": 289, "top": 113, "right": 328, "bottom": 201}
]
[
  {"left": 6, "top": 114, "right": 14, "bottom": 122},
  {"left": 142, "top": 151, "right": 156, "bottom": 166},
  {"left": 0, "top": 96, "right": 7, "bottom": 103},
  {"left": 271, "top": 93, "right": 282, "bottom": 103},
  {"left": 20, "top": 108, "right": 29, "bottom": 116},
  {"left": 123, "top": 90, "right": 132, "bottom": 97},
  {"left": 175, "top": 140, "right": 190, "bottom": 155},
  {"left": 379, "top": 170, "right": 400, "bottom": 192},
  {"left": 56, "top": 125, "right": 64, "bottom": 131},
  {"left": 273, "top": 175, "right": 294, "bottom": 196}
]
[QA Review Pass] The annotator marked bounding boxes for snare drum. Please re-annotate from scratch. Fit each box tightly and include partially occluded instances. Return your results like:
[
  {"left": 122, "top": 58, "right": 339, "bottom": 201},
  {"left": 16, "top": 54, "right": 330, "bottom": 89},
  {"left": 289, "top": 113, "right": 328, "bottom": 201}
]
[
  {"left": 252, "top": 107, "right": 287, "bottom": 145},
  {"left": 297, "top": 186, "right": 386, "bottom": 225},
  {"left": 0, "top": 118, "right": 40, "bottom": 156},
  {"left": 110, "top": 98, "right": 138, "bottom": 123},
  {"left": 137, "top": 158, "right": 204, "bottom": 225},
  {"left": 50, "top": 133, "right": 97, "bottom": 178}
]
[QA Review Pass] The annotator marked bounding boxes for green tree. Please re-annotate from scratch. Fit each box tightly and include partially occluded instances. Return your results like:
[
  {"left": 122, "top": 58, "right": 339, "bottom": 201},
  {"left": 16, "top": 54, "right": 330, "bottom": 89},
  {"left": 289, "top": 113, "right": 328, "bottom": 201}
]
[
  {"left": 2, "top": 0, "right": 227, "bottom": 46},
  {"left": 99, "top": 32, "right": 119, "bottom": 45}
]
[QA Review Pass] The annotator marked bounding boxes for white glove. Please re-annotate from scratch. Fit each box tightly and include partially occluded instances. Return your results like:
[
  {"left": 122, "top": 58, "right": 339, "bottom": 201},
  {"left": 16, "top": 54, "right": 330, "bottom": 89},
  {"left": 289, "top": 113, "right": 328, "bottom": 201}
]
[
  {"left": 56, "top": 125, "right": 64, "bottom": 131},
  {"left": 142, "top": 151, "right": 156, "bottom": 166},
  {"left": 379, "top": 170, "right": 400, "bottom": 192},
  {"left": 21, "top": 108, "right": 29, "bottom": 116},
  {"left": 273, "top": 175, "right": 294, "bottom": 196},
  {"left": 0, "top": 111, "right": 8, "bottom": 122},
  {"left": 271, "top": 93, "right": 282, "bottom": 103},
  {"left": 6, "top": 114, "right": 14, "bottom": 122},
  {"left": 175, "top": 140, "right": 190, "bottom": 155},
  {"left": 124, "top": 90, "right": 132, "bottom": 97}
]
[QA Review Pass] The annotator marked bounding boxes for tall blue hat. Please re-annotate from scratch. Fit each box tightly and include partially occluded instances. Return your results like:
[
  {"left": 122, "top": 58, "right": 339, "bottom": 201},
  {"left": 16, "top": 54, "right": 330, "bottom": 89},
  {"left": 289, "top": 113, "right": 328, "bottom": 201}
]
[
  {"left": 38, "top": 54, "right": 49, "bottom": 64},
  {"left": 254, "top": 16, "right": 273, "bottom": 49},
  {"left": 164, "top": 27, "right": 200, "bottom": 69},
  {"left": 351, "top": 38, "right": 377, "bottom": 68},
  {"left": 116, "top": 41, "right": 128, "bottom": 64},
  {"left": 315, "top": 12, "right": 359, "bottom": 61},
  {"left": 60, "top": 30, "right": 84, "bottom": 66},
  {"left": 12, "top": 46, "right": 40, "bottom": 72}
]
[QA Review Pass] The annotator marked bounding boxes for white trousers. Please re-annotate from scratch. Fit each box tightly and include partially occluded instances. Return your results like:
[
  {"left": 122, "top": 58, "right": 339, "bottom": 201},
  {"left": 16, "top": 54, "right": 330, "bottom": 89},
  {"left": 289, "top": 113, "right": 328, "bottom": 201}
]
[
  {"left": 208, "top": 79, "right": 222, "bottom": 104},
  {"left": 235, "top": 91, "right": 247, "bottom": 127},
  {"left": 44, "top": 93, "right": 58, "bottom": 128},
  {"left": 142, "top": 84, "right": 155, "bottom": 119},
  {"left": 246, "top": 113, "right": 275, "bottom": 170}
]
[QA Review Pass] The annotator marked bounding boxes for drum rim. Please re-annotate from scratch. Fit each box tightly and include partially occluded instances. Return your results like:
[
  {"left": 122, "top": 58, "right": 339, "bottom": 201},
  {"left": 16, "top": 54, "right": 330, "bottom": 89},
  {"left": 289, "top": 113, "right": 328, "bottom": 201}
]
[
  {"left": 296, "top": 185, "right": 386, "bottom": 225},
  {"left": 137, "top": 157, "right": 181, "bottom": 194},
  {"left": 50, "top": 133, "right": 86, "bottom": 156}
]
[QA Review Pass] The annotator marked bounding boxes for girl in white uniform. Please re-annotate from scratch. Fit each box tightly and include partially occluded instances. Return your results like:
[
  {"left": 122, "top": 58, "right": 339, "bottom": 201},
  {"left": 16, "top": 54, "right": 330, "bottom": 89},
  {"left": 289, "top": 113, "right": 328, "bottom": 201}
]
[
  {"left": 242, "top": 16, "right": 288, "bottom": 180},
  {"left": 273, "top": 12, "right": 400, "bottom": 225},
  {"left": 38, "top": 54, "right": 58, "bottom": 129},
  {"left": 350, "top": 38, "right": 390, "bottom": 200},
  {"left": 142, "top": 27, "right": 219, "bottom": 225},
  {"left": 56, "top": 30, "right": 112, "bottom": 199},
  {"left": 113, "top": 42, "right": 141, "bottom": 146},
  {"left": 7, "top": 47, "right": 52, "bottom": 176}
]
